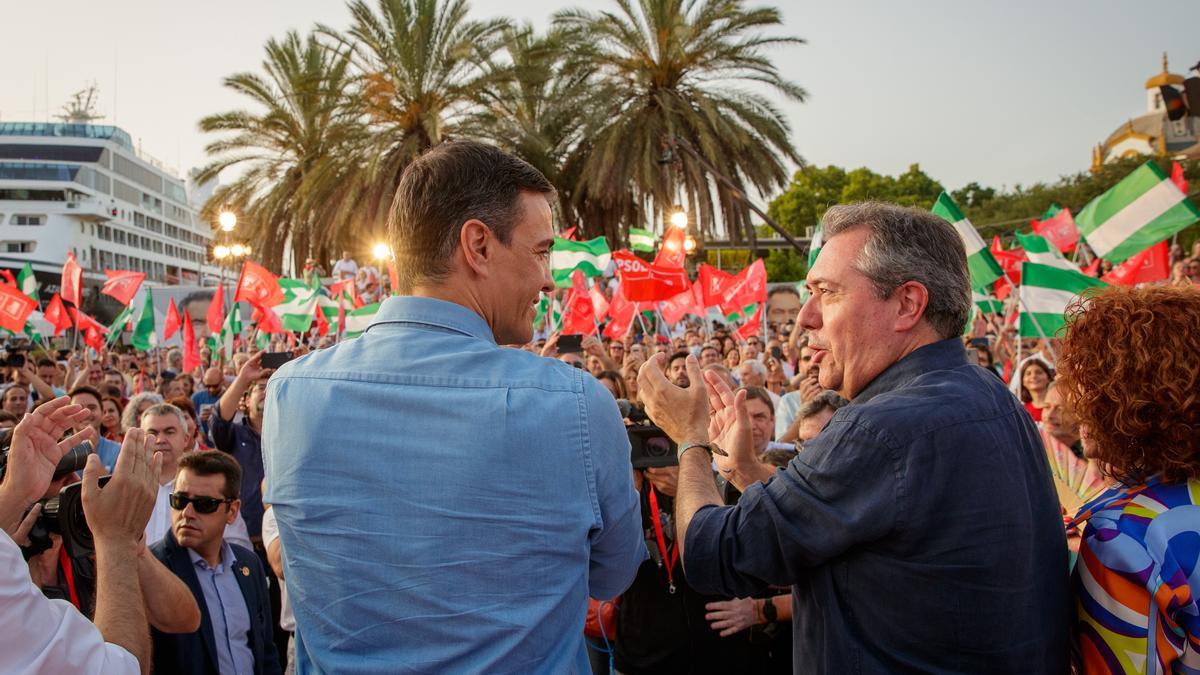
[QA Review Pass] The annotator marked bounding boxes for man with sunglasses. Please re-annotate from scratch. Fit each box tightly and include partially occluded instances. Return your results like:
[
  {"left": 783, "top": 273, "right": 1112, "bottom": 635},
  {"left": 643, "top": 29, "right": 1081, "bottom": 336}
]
[{"left": 151, "top": 451, "right": 281, "bottom": 675}]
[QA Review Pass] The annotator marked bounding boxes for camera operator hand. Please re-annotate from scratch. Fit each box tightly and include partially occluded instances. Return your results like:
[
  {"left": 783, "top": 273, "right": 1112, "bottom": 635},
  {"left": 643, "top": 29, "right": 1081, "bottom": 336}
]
[
  {"left": 703, "top": 367, "right": 775, "bottom": 492},
  {"left": 0, "top": 397, "right": 94, "bottom": 536}
]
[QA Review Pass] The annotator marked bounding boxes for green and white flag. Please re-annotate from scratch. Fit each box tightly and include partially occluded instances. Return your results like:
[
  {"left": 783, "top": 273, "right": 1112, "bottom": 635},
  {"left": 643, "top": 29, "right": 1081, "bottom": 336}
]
[
  {"left": 273, "top": 278, "right": 320, "bottom": 332},
  {"left": 17, "top": 263, "right": 38, "bottom": 303},
  {"left": 1014, "top": 231, "right": 1076, "bottom": 271},
  {"left": 931, "top": 192, "right": 1004, "bottom": 290},
  {"left": 629, "top": 228, "right": 655, "bottom": 253},
  {"left": 343, "top": 302, "right": 381, "bottom": 339},
  {"left": 808, "top": 226, "right": 823, "bottom": 269},
  {"left": 550, "top": 237, "right": 610, "bottom": 288},
  {"left": 219, "top": 303, "right": 242, "bottom": 360},
  {"left": 131, "top": 292, "right": 157, "bottom": 351},
  {"left": 1077, "top": 161, "right": 1200, "bottom": 262},
  {"left": 1017, "top": 262, "right": 1107, "bottom": 338},
  {"left": 972, "top": 290, "right": 1003, "bottom": 315},
  {"left": 107, "top": 304, "right": 134, "bottom": 343}
]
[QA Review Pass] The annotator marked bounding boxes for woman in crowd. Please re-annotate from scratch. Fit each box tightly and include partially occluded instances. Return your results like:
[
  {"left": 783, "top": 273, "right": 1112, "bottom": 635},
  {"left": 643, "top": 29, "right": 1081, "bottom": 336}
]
[
  {"left": 1018, "top": 358, "right": 1053, "bottom": 422},
  {"left": 621, "top": 362, "right": 641, "bottom": 408},
  {"left": 595, "top": 371, "right": 628, "bottom": 402},
  {"left": 724, "top": 346, "right": 741, "bottom": 372},
  {"left": 100, "top": 397, "right": 123, "bottom": 442},
  {"left": 121, "top": 391, "right": 163, "bottom": 434},
  {"left": 1059, "top": 285, "right": 1200, "bottom": 673}
]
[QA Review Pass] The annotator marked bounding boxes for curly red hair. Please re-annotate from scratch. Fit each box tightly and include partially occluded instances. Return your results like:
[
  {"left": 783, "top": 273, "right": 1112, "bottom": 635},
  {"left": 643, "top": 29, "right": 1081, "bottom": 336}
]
[{"left": 1057, "top": 285, "right": 1200, "bottom": 484}]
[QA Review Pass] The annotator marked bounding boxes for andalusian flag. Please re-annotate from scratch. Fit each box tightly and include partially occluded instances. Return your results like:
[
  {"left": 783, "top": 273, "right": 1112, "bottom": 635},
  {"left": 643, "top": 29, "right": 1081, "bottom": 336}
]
[
  {"left": 533, "top": 295, "right": 560, "bottom": 330},
  {"left": 343, "top": 302, "right": 380, "bottom": 339},
  {"left": 972, "top": 291, "right": 1003, "bottom": 315},
  {"left": 130, "top": 292, "right": 157, "bottom": 351},
  {"left": 1077, "top": 161, "right": 1200, "bottom": 262},
  {"left": 550, "top": 237, "right": 610, "bottom": 288},
  {"left": 629, "top": 228, "right": 655, "bottom": 253},
  {"left": 107, "top": 304, "right": 134, "bottom": 336},
  {"left": 808, "top": 227, "right": 823, "bottom": 269},
  {"left": 1014, "top": 232, "right": 1076, "bottom": 271},
  {"left": 931, "top": 192, "right": 1004, "bottom": 290},
  {"left": 1017, "top": 262, "right": 1107, "bottom": 338},
  {"left": 16, "top": 263, "right": 38, "bottom": 303},
  {"left": 273, "top": 279, "right": 320, "bottom": 332},
  {"left": 219, "top": 303, "right": 242, "bottom": 360}
]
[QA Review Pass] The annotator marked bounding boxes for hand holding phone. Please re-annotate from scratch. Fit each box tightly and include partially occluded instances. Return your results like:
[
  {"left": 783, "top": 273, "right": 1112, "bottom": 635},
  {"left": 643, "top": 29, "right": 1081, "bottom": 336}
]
[{"left": 260, "top": 351, "right": 294, "bottom": 370}]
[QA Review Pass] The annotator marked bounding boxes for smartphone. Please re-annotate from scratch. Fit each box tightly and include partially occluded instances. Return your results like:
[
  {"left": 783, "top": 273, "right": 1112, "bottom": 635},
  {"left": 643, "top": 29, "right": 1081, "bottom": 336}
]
[
  {"left": 770, "top": 346, "right": 784, "bottom": 361},
  {"left": 5, "top": 353, "right": 25, "bottom": 369},
  {"left": 558, "top": 335, "right": 584, "bottom": 354},
  {"left": 969, "top": 337, "right": 990, "bottom": 349},
  {"left": 260, "top": 351, "right": 294, "bottom": 369},
  {"left": 199, "top": 403, "right": 215, "bottom": 418}
]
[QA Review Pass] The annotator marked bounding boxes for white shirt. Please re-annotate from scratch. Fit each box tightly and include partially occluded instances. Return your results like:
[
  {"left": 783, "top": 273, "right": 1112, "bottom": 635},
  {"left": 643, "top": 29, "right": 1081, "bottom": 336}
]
[
  {"left": 145, "top": 479, "right": 254, "bottom": 552},
  {"left": 260, "top": 507, "right": 294, "bottom": 632},
  {"left": 332, "top": 258, "right": 358, "bottom": 281},
  {"left": 0, "top": 531, "right": 139, "bottom": 674}
]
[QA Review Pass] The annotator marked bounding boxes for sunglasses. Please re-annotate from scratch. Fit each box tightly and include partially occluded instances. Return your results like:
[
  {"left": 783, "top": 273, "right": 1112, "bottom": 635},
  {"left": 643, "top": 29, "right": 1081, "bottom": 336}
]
[{"left": 169, "top": 492, "right": 233, "bottom": 514}]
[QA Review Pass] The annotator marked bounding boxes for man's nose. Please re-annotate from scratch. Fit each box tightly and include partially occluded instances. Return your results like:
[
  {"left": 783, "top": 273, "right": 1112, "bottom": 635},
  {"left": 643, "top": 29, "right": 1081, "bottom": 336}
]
[{"left": 798, "top": 294, "right": 821, "bottom": 331}]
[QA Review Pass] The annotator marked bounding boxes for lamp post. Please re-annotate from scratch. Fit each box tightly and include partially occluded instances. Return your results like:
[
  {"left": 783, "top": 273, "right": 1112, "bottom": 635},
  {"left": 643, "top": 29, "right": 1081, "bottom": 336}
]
[{"left": 211, "top": 208, "right": 249, "bottom": 288}]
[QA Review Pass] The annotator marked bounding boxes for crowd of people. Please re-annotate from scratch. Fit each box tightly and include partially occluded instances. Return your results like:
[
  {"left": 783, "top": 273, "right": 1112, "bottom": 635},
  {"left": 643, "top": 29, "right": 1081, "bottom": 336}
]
[{"left": 0, "top": 139, "right": 1196, "bottom": 675}]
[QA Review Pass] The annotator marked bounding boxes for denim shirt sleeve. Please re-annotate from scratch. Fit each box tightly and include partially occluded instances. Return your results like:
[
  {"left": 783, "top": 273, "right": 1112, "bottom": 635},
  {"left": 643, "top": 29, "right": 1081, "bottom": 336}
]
[
  {"left": 580, "top": 377, "right": 645, "bottom": 601},
  {"left": 684, "top": 416, "right": 904, "bottom": 598}
]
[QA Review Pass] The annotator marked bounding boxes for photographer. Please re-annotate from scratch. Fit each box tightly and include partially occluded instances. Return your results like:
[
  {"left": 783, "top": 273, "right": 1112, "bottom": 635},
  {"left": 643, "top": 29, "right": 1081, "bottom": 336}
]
[{"left": 0, "top": 397, "right": 162, "bottom": 674}]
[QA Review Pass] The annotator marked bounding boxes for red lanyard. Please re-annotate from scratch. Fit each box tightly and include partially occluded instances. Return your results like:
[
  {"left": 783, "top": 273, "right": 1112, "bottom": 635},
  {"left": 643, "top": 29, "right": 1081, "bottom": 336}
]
[
  {"left": 647, "top": 485, "right": 679, "bottom": 594},
  {"left": 59, "top": 546, "right": 81, "bottom": 609}
]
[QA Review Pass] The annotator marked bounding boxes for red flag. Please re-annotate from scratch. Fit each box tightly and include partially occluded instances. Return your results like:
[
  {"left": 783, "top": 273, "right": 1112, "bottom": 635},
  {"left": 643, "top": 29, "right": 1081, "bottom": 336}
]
[
  {"left": 719, "top": 259, "right": 768, "bottom": 314},
  {"left": 84, "top": 327, "right": 105, "bottom": 351},
  {"left": 0, "top": 283, "right": 37, "bottom": 333},
  {"left": 387, "top": 262, "right": 399, "bottom": 297},
  {"left": 328, "top": 278, "right": 362, "bottom": 308},
  {"left": 1102, "top": 241, "right": 1170, "bottom": 286},
  {"left": 182, "top": 312, "right": 201, "bottom": 372},
  {"left": 697, "top": 264, "right": 736, "bottom": 307},
  {"left": 1032, "top": 209, "right": 1080, "bottom": 253},
  {"left": 991, "top": 235, "right": 1004, "bottom": 254},
  {"left": 1171, "top": 161, "right": 1189, "bottom": 193},
  {"left": 0, "top": 270, "right": 15, "bottom": 288},
  {"left": 100, "top": 270, "right": 146, "bottom": 306},
  {"left": 233, "top": 260, "right": 285, "bottom": 309},
  {"left": 654, "top": 227, "right": 688, "bottom": 269},
  {"left": 611, "top": 250, "right": 689, "bottom": 301},
  {"left": 206, "top": 283, "right": 225, "bottom": 336},
  {"left": 562, "top": 271, "right": 597, "bottom": 335},
  {"left": 735, "top": 304, "right": 763, "bottom": 341},
  {"left": 660, "top": 282, "right": 703, "bottom": 325},
  {"left": 251, "top": 304, "right": 284, "bottom": 334},
  {"left": 1082, "top": 257, "right": 1102, "bottom": 277},
  {"left": 589, "top": 280, "right": 610, "bottom": 320},
  {"left": 603, "top": 285, "right": 637, "bottom": 339},
  {"left": 561, "top": 226, "right": 578, "bottom": 241},
  {"left": 314, "top": 302, "right": 330, "bottom": 336},
  {"left": 44, "top": 294, "right": 73, "bottom": 336},
  {"left": 163, "top": 298, "right": 182, "bottom": 340},
  {"left": 61, "top": 253, "right": 83, "bottom": 306},
  {"left": 69, "top": 308, "right": 108, "bottom": 339}
]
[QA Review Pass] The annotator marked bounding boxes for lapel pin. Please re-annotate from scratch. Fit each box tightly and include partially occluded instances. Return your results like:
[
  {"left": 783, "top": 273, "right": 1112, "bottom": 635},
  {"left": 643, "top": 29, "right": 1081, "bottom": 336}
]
[{"left": 241, "top": 566, "right": 250, "bottom": 577}]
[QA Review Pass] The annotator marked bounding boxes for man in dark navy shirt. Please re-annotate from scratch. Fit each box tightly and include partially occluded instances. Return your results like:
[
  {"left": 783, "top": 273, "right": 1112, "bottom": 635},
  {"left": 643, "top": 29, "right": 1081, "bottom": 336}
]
[{"left": 638, "top": 202, "right": 1070, "bottom": 673}]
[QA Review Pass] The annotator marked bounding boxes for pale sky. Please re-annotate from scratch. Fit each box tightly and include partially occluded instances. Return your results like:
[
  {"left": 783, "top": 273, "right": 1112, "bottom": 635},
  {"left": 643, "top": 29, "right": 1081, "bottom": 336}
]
[{"left": 1, "top": 0, "right": 1197, "bottom": 197}]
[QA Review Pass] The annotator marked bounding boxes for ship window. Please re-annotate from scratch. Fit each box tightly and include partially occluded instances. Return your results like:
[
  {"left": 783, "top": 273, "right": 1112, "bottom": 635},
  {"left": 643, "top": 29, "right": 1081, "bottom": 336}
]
[
  {"left": 0, "top": 189, "right": 64, "bottom": 201},
  {"left": 4, "top": 242, "right": 35, "bottom": 253},
  {"left": 11, "top": 215, "right": 44, "bottom": 226}
]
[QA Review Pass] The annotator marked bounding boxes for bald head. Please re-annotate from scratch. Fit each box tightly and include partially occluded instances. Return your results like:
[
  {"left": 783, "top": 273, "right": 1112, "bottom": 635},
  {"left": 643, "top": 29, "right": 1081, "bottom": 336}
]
[{"left": 202, "top": 367, "right": 224, "bottom": 395}]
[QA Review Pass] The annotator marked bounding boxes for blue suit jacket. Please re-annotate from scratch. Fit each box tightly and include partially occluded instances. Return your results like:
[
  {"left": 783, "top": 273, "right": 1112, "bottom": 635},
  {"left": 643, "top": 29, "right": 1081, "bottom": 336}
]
[{"left": 150, "top": 530, "right": 282, "bottom": 675}]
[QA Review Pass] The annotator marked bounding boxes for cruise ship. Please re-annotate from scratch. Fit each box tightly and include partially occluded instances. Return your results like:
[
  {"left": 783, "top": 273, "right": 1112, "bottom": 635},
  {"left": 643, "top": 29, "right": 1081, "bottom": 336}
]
[{"left": 0, "top": 119, "right": 217, "bottom": 316}]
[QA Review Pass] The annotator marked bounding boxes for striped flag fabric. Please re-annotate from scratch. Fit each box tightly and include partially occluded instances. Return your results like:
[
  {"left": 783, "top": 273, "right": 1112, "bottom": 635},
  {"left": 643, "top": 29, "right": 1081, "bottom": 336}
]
[
  {"left": 808, "top": 226, "right": 822, "bottom": 269},
  {"left": 130, "top": 292, "right": 157, "bottom": 352},
  {"left": 1014, "top": 232, "right": 1076, "bottom": 271},
  {"left": 342, "top": 302, "right": 381, "bottom": 339},
  {"left": 1076, "top": 161, "right": 1200, "bottom": 262},
  {"left": 1017, "top": 262, "right": 1107, "bottom": 338},
  {"left": 16, "top": 263, "right": 38, "bottom": 303},
  {"left": 273, "top": 279, "right": 321, "bottom": 332},
  {"left": 931, "top": 192, "right": 1004, "bottom": 290},
  {"left": 972, "top": 291, "right": 1003, "bottom": 315},
  {"left": 550, "top": 237, "right": 611, "bottom": 288},
  {"left": 629, "top": 228, "right": 655, "bottom": 253}
]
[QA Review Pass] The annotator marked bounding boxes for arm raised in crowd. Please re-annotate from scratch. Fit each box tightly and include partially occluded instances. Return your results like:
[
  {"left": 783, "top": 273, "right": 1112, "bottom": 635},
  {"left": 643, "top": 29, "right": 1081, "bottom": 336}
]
[{"left": 18, "top": 364, "right": 56, "bottom": 402}]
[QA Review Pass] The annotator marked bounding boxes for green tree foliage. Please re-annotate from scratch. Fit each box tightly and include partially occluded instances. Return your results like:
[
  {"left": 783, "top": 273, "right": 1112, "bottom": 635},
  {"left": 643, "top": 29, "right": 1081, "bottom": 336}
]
[
  {"left": 762, "top": 249, "right": 807, "bottom": 282},
  {"left": 767, "top": 163, "right": 944, "bottom": 235}
]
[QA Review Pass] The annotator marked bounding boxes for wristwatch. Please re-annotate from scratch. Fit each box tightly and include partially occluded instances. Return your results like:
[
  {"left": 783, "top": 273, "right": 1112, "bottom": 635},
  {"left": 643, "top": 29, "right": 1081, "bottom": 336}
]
[
  {"left": 761, "top": 597, "right": 778, "bottom": 623},
  {"left": 677, "top": 440, "right": 727, "bottom": 461}
]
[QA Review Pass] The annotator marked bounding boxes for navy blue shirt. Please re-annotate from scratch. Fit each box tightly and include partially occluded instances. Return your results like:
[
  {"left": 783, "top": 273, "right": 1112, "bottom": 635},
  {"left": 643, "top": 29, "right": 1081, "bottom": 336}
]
[
  {"left": 685, "top": 338, "right": 1071, "bottom": 673},
  {"left": 210, "top": 409, "right": 265, "bottom": 539}
]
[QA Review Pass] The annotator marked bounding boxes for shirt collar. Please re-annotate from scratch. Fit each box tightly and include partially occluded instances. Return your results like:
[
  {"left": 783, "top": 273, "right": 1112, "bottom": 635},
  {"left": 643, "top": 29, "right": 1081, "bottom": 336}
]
[
  {"left": 368, "top": 296, "right": 497, "bottom": 345},
  {"left": 852, "top": 338, "right": 970, "bottom": 405},
  {"left": 187, "top": 539, "right": 237, "bottom": 574}
]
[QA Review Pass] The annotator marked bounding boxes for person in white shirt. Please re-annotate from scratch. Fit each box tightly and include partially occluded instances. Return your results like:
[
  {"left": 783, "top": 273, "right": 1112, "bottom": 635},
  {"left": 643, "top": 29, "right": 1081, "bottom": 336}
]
[
  {"left": 331, "top": 251, "right": 358, "bottom": 282},
  {"left": 0, "top": 398, "right": 161, "bottom": 674},
  {"left": 141, "top": 403, "right": 252, "bottom": 551}
]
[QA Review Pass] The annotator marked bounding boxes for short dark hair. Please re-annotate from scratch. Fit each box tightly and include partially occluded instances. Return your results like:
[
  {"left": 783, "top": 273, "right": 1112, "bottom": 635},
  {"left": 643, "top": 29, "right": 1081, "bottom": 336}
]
[
  {"left": 667, "top": 350, "right": 690, "bottom": 369},
  {"left": 767, "top": 286, "right": 800, "bottom": 301},
  {"left": 798, "top": 390, "right": 848, "bottom": 421},
  {"left": 740, "top": 386, "right": 775, "bottom": 416},
  {"left": 0, "top": 410, "right": 19, "bottom": 425},
  {"left": 387, "top": 140, "right": 556, "bottom": 291},
  {"left": 178, "top": 451, "right": 242, "bottom": 501},
  {"left": 68, "top": 386, "right": 103, "bottom": 404},
  {"left": 36, "top": 358, "right": 55, "bottom": 369}
]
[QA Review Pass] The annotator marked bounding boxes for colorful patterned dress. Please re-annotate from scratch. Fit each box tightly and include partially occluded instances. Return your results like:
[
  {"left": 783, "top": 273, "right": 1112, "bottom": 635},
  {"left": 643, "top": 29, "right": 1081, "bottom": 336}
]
[{"left": 1072, "top": 477, "right": 1200, "bottom": 673}]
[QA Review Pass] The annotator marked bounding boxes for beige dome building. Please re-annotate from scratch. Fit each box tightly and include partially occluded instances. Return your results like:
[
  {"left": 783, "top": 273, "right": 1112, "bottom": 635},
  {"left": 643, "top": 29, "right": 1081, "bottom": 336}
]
[{"left": 1091, "top": 53, "right": 1200, "bottom": 171}]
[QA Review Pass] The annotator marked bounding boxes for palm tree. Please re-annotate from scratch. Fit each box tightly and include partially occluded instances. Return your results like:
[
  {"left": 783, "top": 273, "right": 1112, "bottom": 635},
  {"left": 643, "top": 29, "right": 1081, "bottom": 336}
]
[
  {"left": 324, "top": 0, "right": 509, "bottom": 227},
  {"left": 196, "top": 31, "right": 363, "bottom": 273},
  {"left": 554, "top": 0, "right": 805, "bottom": 248}
]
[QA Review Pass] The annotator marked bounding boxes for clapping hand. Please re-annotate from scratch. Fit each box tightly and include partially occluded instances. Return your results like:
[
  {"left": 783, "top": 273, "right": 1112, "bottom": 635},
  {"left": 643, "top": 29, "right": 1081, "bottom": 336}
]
[
  {"left": 637, "top": 353, "right": 708, "bottom": 445},
  {"left": 701, "top": 368, "right": 757, "bottom": 485},
  {"left": 82, "top": 428, "right": 161, "bottom": 550},
  {"left": 2, "top": 397, "right": 94, "bottom": 507}
]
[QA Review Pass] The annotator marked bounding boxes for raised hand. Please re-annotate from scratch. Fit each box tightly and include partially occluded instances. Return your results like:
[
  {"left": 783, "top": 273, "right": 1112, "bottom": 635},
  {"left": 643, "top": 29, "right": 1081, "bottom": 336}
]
[
  {"left": 702, "top": 370, "right": 756, "bottom": 482},
  {"left": 1, "top": 397, "right": 94, "bottom": 506},
  {"left": 637, "top": 353, "right": 708, "bottom": 445},
  {"left": 82, "top": 428, "right": 162, "bottom": 549}
]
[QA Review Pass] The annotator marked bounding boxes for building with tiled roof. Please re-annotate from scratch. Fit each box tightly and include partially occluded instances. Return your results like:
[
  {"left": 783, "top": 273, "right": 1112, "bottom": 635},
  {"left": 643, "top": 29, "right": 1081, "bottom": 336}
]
[{"left": 1091, "top": 53, "right": 1200, "bottom": 171}]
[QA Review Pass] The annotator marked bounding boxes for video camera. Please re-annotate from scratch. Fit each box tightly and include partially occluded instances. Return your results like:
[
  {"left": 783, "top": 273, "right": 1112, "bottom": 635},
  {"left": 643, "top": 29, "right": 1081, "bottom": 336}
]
[
  {"left": 0, "top": 429, "right": 103, "bottom": 559},
  {"left": 616, "top": 399, "right": 677, "bottom": 469}
]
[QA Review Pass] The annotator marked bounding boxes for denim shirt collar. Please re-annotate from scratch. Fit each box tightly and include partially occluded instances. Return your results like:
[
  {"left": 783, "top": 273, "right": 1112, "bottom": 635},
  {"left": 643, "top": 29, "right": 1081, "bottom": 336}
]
[
  {"left": 368, "top": 296, "right": 497, "bottom": 345},
  {"left": 852, "top": 337, "right": 969, "bottom": 405}
]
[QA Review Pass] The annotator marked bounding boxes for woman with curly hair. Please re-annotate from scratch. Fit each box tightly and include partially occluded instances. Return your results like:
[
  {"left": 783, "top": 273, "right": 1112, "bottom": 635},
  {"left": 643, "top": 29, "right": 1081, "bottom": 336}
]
[{"left": 1059, "top": 286, "right": 1200, "bottom": 673}]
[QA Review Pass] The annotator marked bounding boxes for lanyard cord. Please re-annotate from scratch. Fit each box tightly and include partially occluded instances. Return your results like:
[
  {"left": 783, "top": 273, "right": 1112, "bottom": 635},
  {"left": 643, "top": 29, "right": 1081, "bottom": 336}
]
[{"left": 647, "top": 485, "right": 679, "bottom": 594}]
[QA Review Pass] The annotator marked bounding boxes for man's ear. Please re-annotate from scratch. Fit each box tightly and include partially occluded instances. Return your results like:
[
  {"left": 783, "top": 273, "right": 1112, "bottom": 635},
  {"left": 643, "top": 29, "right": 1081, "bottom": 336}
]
[
  {"left": 892, "top": 281, "right": 930, "bottom": 332},
  {"left": 459, "top": 219, "right": 493, "bottom": 278}
]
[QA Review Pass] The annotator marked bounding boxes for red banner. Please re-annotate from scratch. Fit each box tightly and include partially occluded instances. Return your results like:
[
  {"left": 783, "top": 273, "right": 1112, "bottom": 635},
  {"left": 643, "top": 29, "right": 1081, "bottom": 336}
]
[
  {"left": 163, "top": 298, "right": 182, "bottom": 341},
  {"left": 660, "top": 282, "right": 703, "bottom": 325},
  {"left": 44, "top": 294, "right": 73, "bottom": 336},
  {"left": 234, "top": 260, "right": 285, "bottom": 309},
  {"left": 562, "top": 271, "right": 597, "bottom": 336},
  {"left": 182, "top": 312, "right": 201, "bottom": 372},
  {"left": 719, "top": 259, "right": 768, "bottom": 314},
  {"left": 735, "top": 303, "right": 763, "bottom": 341},
  {"left": 697, "top": 264, "right": 736, "bottom": 307},
  {"left": 654, "top": 227, "right": 688, "bottom": 269},
  {"left": 0, "top": 283, "right": 36, "bottom": 333},
  {"left": 100, "top": 270, "right": 146, "bottom": 306},
  {"left": 207, "top": 283, "right": 225, "bottom": 337},
  {"left": 611, "top": 250, "right": 689, "bottom": 301},
  {"left": 251, "top": 304, "right": 285, "bottom": 334},
  {"left": 589, "top": 280, "right": 610, "bottom": 321},
  {"left": 1102, "top": 241, "right": 1169, "bottom": 286},
  {"left": 1032, "top": 209, "right": 1080, "bottom": 253},
  {"left": 61, "top": 253, "right": 83, "bottom": 306}
]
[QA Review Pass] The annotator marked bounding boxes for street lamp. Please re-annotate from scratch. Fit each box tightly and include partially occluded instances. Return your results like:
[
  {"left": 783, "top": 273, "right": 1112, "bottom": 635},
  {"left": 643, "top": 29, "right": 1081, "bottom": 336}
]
[
  {"left": 214, "top": 245, "right": 230, "bottom": 260},
  {"left": 231, "top": 244, "right": 245, "bottom": 257},
  {"left": 372, "top": 242, "right": 391, "bottom": 261},
  {"left": 218, "top": 210, "right": 237, "bottom": 232},
  {"left": 669, "top": 209, "right": 688, "bottom": 229}
]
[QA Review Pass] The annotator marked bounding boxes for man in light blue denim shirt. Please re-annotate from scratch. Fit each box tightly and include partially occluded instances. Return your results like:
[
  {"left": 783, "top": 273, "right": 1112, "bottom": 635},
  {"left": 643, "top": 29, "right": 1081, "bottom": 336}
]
[{"left": 263, "top": 141, "right": 643, "bottom": 674}]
